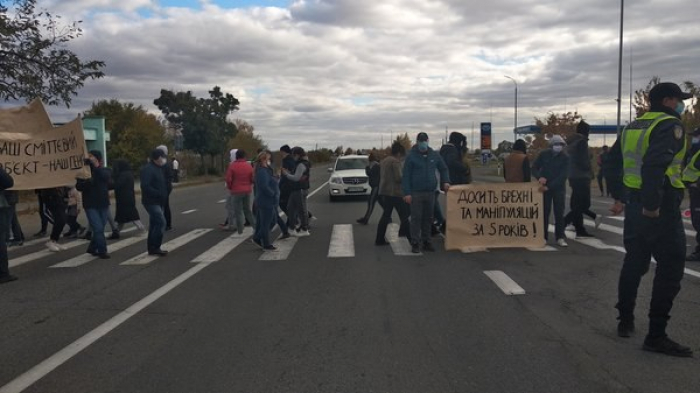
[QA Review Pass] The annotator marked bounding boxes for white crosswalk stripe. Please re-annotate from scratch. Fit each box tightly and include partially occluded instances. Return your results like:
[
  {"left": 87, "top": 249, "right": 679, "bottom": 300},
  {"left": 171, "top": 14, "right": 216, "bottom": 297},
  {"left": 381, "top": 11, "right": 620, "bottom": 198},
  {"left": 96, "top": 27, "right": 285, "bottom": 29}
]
[
  {"left": 328, "top": 224, "right": 354, "bottom": 258},
  {"left": 50, "top": 234, "right": 148, "bottom": 268},
  {"left": 259, "top": 234, "right": 298, "bottom": 261},
  {"left": 192, "top": 228, "right": 253, "bottom": 263},
  {"left": 386, "top": 223, "right": 420, "bottom": 256},
  {"left": 120, "top": 229, "right": 212, "bottom": 266},
  {"left": 10, "top": 240, "right": 89, "bottom": 268}
]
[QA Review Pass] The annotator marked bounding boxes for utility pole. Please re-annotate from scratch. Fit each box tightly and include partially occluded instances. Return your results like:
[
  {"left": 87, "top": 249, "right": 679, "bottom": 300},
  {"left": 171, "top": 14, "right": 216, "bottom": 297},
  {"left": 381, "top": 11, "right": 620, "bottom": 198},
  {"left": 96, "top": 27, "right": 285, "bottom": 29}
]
[
  {"left": 505, "top": 76, "right": 518, "bottom": 142},
  {"left": 616, "top": 0, "right": 625, "bottom": 136}
]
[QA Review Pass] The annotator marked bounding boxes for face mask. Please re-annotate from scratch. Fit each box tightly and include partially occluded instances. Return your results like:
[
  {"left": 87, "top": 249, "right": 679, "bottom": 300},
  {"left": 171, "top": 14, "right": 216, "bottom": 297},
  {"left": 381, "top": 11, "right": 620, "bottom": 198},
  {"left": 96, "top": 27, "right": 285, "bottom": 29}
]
[
  {"left": 266, "top": 160, "right": 272, "bottom": 166},
  {"left": 418, "top": 141, "right": 429, "bottom": 151},
  {"left": 157, "top": 157, "right": 167, "bottom": 166},
  {"left": 552, "top": 145, "right": 564, "bottom": 154},
  {"left": 693, "top": 137, "right": 700, "bottom": 145},
  {"left": 675, "top": 101, "right": 686, "bottom": 115}
]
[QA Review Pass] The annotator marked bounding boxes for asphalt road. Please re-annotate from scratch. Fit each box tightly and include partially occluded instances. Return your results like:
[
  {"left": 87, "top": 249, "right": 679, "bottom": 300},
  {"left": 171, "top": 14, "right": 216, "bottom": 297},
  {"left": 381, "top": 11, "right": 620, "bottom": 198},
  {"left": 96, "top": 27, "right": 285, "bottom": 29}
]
[{"left": 1, "top": 167, "right": 700, "bottom": 393}]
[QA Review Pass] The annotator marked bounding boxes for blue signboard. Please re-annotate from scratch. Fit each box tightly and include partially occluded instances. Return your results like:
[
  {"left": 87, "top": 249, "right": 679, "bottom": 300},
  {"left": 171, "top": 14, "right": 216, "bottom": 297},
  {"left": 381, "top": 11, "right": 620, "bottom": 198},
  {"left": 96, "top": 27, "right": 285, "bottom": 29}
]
[{"left": 480, "top": 122, "right": 492, "bottom": 150}]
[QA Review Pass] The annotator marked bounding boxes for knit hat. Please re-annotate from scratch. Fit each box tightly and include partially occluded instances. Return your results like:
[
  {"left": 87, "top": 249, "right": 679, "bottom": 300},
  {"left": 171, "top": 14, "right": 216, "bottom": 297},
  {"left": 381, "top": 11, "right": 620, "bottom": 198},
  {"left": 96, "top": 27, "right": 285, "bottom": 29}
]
[
  {"left": 156, "top": 145, "right": 168, "bottom": 155},
  {"left": 280, "top": 145, "right": 291, "bottom": 154},
  {"left": 549, "top": 135, "right": 566, "bottom": 146},
  {"left": 417, "top": 132, "right": 429, "bottom": 142},
  {"left": 150, "top": 148, "right": 166, "bottom": 161}
]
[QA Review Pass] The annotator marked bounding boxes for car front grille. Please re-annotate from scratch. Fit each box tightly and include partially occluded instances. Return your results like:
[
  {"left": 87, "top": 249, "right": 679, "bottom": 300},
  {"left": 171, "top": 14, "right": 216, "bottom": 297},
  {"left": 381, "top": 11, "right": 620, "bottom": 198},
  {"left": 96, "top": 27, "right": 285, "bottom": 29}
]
[{"left": 342, "top": 177, "right": 368, "bottom": 185}]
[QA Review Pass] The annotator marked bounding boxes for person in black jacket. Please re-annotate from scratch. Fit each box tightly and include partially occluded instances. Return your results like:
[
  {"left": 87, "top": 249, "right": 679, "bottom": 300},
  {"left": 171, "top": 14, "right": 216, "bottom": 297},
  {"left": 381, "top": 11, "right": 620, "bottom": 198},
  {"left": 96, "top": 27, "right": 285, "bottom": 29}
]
[
  {"left": 40, "top": 187, "right": 68, "bottom": 252},
  {"left": 156, "top": 145, "right": 174, "bottom": 231},
  {"left": 278, "top": 145, "right": 295, "bottom": 215},
  {"left": 564, "top": 121, "right": 600, "bottom": 238},
  {"left": 141, "top": 149, "right": 169, "bottom": 256},
  {"left": 113, "top": 159, "right": 145, "bottom": 232},
  {"left": 0, "top": 166, "right": 17, "bottom": 284},
  {"left": 357, "top": 153, "right": 381, "bottom": 225},
  {"left": 76, "top": 150, "right": 112, "bottom": 259},
  {"left": 439, "top": 132, "right": 472, "bottom": 185},
  {"left": 532, "top": 135, "right": 570, "bottom": 247}
]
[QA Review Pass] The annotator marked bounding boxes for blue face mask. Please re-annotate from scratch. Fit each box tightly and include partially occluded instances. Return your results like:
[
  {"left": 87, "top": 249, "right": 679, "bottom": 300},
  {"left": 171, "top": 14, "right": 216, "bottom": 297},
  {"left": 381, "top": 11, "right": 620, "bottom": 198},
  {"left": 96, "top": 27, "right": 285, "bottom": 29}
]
[
  {"left": 418, "top": 141, "right": 429, "bottom": 151},
  {"left": 693, "top": 137, "right": 700, "bottom": 145},
  {"left": 675, "top": 101, "right": 686, "bottom": 115}
]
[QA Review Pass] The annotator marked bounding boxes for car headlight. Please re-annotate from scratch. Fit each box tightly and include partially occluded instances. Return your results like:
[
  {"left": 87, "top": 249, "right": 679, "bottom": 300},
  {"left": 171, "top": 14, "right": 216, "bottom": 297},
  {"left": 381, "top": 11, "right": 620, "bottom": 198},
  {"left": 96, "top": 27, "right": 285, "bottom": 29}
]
[{"left": 330, "top": 177, "right": 343, "bottom": 184}]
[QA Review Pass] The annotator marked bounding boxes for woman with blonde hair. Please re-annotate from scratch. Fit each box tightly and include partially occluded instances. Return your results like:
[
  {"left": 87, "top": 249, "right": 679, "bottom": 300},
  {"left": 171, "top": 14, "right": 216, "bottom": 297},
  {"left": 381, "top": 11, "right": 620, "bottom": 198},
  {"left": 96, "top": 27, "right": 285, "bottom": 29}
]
[{"left": 252, "top": 151, "right": 278, "bottom": 251}]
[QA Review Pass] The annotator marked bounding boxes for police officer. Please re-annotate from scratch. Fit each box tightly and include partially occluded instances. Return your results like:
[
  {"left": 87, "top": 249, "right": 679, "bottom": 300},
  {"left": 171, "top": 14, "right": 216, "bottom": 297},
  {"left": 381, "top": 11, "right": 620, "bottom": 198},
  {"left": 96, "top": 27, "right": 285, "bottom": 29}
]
[
  {"left": 607, "top": 82, "right": 693, "bottom": 357},
  {"left": 682, "top": 127, "right": 700, "bottom": 261}
]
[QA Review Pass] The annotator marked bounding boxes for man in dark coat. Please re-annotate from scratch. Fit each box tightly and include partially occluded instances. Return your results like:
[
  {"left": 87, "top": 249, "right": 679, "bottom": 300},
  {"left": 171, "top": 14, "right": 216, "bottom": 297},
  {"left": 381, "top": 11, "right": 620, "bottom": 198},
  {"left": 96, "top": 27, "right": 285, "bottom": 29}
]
[
  {"left": 156, "top": 145, "right": 174, "bottom": 231},
  {"left": 76, "top": 150, "right": 112, "bottom": 259},
  {"left": 0, "top": 166, "right": 17, "bottom": 284},
  {"left": 141, "top": 149, "right": 169, "bottom": 256},
  {"left": 564, "top": 120, "right": 601, "bottom": 238},
  {"left": 113, "top": 159, "right": 144, "bottom": 232}
]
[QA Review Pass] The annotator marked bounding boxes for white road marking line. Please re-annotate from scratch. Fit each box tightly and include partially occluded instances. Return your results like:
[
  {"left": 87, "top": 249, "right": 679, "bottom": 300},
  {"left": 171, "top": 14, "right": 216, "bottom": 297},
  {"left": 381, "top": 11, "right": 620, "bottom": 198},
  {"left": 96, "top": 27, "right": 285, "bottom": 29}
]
[
  {"left": 50, "top": 235, "right": 148, "bottom": 268},
  {"left": 484, "top": 270, "right": 526, "bottom": 295},
  {"left": 0, "top": 260, "right": 213, "bottom": 393},
  {"left": 386, "top": 223, "right": 421, "bottom": 256},
  {"left": 191, "top": 227, "right": 253, "bottom": 263},
  {"left": 307, "top": 181, "right": 329, "bottom": 198},
  {"left": 181, "top": 209, "right": 197, "bottom": 215},
  {"left": 328, "top": 224, "right": 354, "bottom": 258},
  {"left": 120, "top": 228, "right": 212, "bottom": 265},
  {"left": 259, "top": 234, "right": 298, "bottom": 261},
  {"left": 527, "top": 245, "right": 558, "bottom": 252},
  {"left": 217, "top": 199, "right": 227, "bottom": 204},
  {"left": 9, "top": 240, "right": 89, "bottom": 268}
]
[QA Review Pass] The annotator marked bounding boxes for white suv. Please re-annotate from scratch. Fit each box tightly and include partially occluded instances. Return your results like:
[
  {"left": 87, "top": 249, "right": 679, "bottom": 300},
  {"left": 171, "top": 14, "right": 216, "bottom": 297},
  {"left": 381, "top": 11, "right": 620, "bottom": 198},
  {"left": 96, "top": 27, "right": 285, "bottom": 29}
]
[{"left": 327, "top": 155, "right": 371, "bottom": 201}]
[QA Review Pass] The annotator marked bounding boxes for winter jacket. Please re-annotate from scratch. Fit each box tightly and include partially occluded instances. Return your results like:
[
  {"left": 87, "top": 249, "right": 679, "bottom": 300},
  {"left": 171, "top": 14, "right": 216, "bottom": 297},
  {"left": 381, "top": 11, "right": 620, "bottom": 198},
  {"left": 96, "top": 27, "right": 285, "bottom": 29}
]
[
  {"left": 0, "top": 170, "right": 14, "bottom": 208},
  {"left": 378, "top": 156, "right": 403, "bottom": 197},
  {"left": 439, "top": 143, "right": 471, "bottom": 185},
  {"left": 279, "top": 154, "right": 297, "bottom": 195},
  {"left": 76, "top": 165, "right": 111, "bottom": 209},
  {"left": 226, "top": 159, "right": 254, "bottom": 195},
  {"left": 113, "top": 161, "right": 140, "bottom": 222},
  {"left": 532, "top": 149, "right": 569, "bottom": 190},
  {"left": 402, "top": 145, "right": 450, "bottom": 195},
  {"left": 503, "top": 151, "right": 531, "bottom": 183},
  {"left": 566, "top": 133, "right": 592, "bottom": 180},
  {"left": 366, "top": 161, "right": 380, "bottom": 188},
  {"left": 254, "top": 166, "right": 279, "bottom": 208},
  {"left": 140, "top": 161, "right": 168, "bottom": 206}
]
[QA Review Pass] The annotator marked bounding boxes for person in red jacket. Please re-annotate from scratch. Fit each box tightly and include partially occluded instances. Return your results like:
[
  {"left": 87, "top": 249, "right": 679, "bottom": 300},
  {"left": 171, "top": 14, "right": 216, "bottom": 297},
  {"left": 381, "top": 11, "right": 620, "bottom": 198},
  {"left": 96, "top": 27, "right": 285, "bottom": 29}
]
[{"left": 226, "top": 149, "right": 256, "bottom": 234}]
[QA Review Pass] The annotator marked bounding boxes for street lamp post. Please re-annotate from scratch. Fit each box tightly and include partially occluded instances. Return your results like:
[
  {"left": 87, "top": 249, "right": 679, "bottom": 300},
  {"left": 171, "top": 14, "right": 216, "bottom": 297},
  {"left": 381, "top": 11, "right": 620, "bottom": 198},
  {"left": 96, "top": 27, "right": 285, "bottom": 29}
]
[{"left": 505, "top": 76, "right": 518, "bottom": 142}]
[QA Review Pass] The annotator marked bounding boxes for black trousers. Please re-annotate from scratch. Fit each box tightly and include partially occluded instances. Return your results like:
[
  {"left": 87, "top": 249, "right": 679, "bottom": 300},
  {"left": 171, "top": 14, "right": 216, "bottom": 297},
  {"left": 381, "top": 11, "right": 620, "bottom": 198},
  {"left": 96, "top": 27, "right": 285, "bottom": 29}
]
[
  {"left": 616, "top": 189, "right": 686, "bottom": 338},
  {"left": 564, "top": 178, "right": 596, "bottom": 235},
  {"left": 596, "top": 170, "right": 606, "bottom": 195},
  {"left": 689, "top": 187, "right": 700, "bottom": 253},
  {"left": 46, "top": 201, "right": 66, "bottom": 242},
  {"left": 361, "top": 186, "right": 380, "bottom": 222},
  {"left": 543, "top": 187, "right": 566, "bottom": 240},
  {"left": 0, "top": 207, "right": 10, "bottom": 277},
  {"left": 163, "top": 193, "right": 172, "bottom": 228},
  {"left": 375, "top": 196, "right": 410, "bottom": 243}
]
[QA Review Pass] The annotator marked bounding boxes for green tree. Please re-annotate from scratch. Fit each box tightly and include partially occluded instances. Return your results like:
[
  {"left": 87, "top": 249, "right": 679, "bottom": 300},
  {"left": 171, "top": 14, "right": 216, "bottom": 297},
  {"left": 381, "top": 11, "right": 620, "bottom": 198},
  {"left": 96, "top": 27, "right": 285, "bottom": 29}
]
[
  {"left": 394, "top": 132, "right": 412, "bottom": 152},
  {"left": 84, "top": 99, "right": 167, "bottom": 170},
  {"left": 0, "top": 0, "right": 105, "bottom": 106},
  {"left": 633, "top": 76, "right": 660, "bottom": 118},
  {"left": 227, "top": 119, "right": 266, "bottom": 159},
  {"left": 532, "top": 111, "right": 582, "bottom": 151},
  {"left": 154, "top": 86, "right": 239, "bottom": 172}
]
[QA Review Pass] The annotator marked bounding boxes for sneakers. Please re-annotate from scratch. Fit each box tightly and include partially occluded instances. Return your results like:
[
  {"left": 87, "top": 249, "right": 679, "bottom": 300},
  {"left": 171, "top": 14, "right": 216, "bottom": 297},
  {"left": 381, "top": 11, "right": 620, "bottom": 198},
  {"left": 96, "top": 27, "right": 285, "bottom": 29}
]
[
  {"left": 294, "top": 230, "right": 311, "bottom": 237},
  {"left": 422, "top": 242, "right": 436, "bottom": 252},
  {"left": 148, "top": 249, "right": 169, "bottom": 256},
  {"left": 643, "top": 336, "right": 693, "bottom": 358},
  {"left": 556, "top": 238, "right": 568, "bottom": 247},
  {"left": 686, "top": 252, "right": 700, "bottom": 262},
  {"left": 411, "top": 243, "right": 420, "bottom": 254},
  {"left": 594, "top": 215, "right": 603, "bottom": 229},
  {"left": 45, "top": 241, "right": 61, "bottom": 252},
  {"left": 0, "top": 274, "right": 18, "bottom": 284},
  {"left": 279, "top": 233, "right": 291, "bottom": 240},
  {"left": 617, "top": 319, "right": 635, "bottom": 338}
]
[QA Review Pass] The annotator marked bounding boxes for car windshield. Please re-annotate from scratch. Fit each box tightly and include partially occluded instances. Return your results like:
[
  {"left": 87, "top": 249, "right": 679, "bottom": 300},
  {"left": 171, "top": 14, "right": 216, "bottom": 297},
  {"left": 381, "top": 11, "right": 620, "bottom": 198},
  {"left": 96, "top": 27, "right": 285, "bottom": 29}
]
[{"left": 335, "top": 158, "right": 368, "bottom": 171}]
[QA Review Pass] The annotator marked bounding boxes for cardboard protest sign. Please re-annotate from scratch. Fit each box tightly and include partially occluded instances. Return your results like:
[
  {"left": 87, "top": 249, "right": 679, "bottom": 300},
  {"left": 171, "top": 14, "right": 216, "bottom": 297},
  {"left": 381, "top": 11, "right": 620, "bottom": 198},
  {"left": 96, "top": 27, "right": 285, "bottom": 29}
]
[
  {"left": 0, "top": 100, "right": 88, "bottom": 190},
  {"left": 445, "top": 183, "right": 545, "bottom": 250}
]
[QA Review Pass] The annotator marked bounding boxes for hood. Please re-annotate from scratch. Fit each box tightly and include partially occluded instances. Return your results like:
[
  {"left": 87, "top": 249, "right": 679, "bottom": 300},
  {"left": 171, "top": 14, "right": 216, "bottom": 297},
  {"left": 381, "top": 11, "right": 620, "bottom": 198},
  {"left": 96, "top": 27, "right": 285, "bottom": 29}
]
[{"left": 330, "top": 168, "right": 366, "bottom": 178}]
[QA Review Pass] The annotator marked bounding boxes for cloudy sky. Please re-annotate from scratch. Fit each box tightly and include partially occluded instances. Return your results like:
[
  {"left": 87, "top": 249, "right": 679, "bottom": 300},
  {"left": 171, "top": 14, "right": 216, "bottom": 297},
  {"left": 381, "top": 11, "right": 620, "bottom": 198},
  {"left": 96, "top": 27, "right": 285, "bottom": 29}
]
[{"left": 18, "top": 0, "right": 700, "bottom": 149}]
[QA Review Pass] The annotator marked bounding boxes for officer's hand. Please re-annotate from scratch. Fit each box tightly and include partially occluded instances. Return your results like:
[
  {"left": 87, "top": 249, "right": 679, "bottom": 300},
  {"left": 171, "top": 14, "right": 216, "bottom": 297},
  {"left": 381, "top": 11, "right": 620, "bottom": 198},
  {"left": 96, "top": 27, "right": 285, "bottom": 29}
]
[
  {"left": 404, "top": 195, "right": 412, "bottom": 205},
  {"left": 538, "top": 177, "right": 547, "bottom": 185},
  {"left": 642, "top": 208, "right": 660, "bottom": 218},
  {"left": 609, "top": 200, "right": 624, "bottom": 216}
]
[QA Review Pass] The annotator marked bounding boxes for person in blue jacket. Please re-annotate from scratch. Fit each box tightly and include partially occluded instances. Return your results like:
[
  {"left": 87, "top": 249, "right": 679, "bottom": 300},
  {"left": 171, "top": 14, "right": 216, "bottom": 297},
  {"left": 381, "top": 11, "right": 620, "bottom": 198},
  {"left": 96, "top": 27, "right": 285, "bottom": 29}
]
[
  {"left": 253, "top": 151, "right": 279, "bottom": 251},
  {"left": 532, "top": 135, "right": 570, "bottom": 247},
  {"left": 402, "top": 132, "right": 450, "bottom": 254}
]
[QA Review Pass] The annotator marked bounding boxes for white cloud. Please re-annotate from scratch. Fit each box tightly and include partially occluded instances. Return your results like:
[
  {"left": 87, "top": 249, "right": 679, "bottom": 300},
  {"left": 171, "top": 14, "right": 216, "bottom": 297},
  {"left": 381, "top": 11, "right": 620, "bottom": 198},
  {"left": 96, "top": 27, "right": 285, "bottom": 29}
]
[{"left": 19, "top": 0, "right": 700, "bottom": 150}]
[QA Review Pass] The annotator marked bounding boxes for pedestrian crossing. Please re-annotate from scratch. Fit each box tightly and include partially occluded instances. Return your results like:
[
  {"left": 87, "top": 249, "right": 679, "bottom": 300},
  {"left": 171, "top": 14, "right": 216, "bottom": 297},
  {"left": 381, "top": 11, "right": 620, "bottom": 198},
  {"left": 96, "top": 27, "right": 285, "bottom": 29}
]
[{"left": 7, "top": 218, "right": 700, "bottom": 281}]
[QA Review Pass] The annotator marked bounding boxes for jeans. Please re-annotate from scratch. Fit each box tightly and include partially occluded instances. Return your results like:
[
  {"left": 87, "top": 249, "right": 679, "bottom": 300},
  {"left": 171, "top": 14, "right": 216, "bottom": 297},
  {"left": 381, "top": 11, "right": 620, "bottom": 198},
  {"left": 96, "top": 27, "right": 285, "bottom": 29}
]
[
  {"left": 376, "top": 196, "right": 411, "bottom": 243},
  {"left": 543, "top": 187, "right": 566, "bottom": 241},
  {"left": 144, "top": 204, "right": 166, "bottom": 252},
  {"left": 287, "top": 189, "right": 309, "bottom": 231},
  {"left": 233, "top": 193, "right": 256, "bottom": 234},
  {"left": 254, "top": 206, "right": 275, "bottom": 247},
  {"left": 433, "top": 191, "right": 445, "bottom": 226},
  {"left": 616, "top": 190, "right": 686, "bottom": 338},
  {"left": 0, "top": 207, "right": 10, "bottom": 277},
  {"left": 409, "top": 191, "right": 435, "bottom": 245},
  {"left": 163, "top": 194, "right": 172, "bottom": 228},
  {"left": 271, "top": 207, "right": 288, "bottom": 235},
  {"left": 85, "top": 208, "right": 109, "bottom": 254},
  {"left": 564, "top": 178, "right": 596, "bottom": 235}
]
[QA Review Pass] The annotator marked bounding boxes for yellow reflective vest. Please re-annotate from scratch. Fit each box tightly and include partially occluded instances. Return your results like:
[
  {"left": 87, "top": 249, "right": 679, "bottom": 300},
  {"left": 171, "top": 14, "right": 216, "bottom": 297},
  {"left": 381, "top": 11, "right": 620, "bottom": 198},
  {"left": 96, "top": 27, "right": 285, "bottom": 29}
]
[
  {"left": 621, "top": 112, "right": 686, "bottom": 189},
  {"left": 682, "top": 149, "right": 700, "bottom": 183}
]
